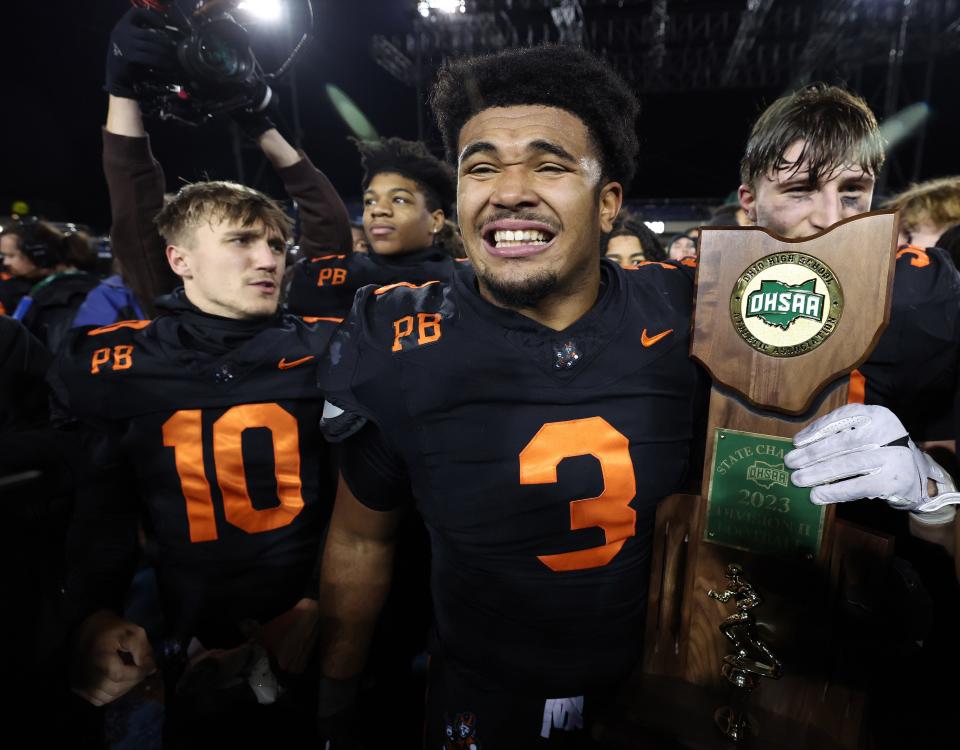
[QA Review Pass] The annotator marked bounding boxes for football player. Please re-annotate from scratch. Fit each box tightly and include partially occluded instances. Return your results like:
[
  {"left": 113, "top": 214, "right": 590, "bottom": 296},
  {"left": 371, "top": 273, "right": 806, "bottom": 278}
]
[
  {"left": 316, "top": 44, "right": 699, "bottom": 747},
  {"left": 738, "top": 85, "right": 960, "bottom": 457},
  {"left": 737, "top": 86, "right": 960, "bottom": 562},
  {"left": 51, "top": 181, "right": 337, "bottom": 743},
  {"left": 285, "top": 137, "right": 460, "bottom": 318}
]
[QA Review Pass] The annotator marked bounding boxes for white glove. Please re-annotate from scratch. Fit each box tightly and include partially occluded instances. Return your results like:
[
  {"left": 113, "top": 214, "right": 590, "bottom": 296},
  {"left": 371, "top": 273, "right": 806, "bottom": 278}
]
[{"left": 784, "top": 404, "right": 960, "bottom": 514}]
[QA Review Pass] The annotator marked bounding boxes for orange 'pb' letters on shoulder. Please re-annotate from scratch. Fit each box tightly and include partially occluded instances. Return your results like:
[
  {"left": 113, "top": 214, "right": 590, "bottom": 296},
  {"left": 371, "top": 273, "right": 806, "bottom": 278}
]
[
  {"left": 91, "top": 345, "right": 134, "bottom": 374},
  {"left": 391, "top": 313, "right": 442, "bottom": 352}
]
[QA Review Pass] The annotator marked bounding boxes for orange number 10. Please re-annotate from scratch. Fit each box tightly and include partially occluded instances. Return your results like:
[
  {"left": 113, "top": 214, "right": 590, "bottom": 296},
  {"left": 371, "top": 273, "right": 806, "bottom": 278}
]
[
  {"left": 162, "top": 404, "right": 305, "bottom": 543},
  {"left": 520, "top": 417, "right": 636, "bottom": 572}
]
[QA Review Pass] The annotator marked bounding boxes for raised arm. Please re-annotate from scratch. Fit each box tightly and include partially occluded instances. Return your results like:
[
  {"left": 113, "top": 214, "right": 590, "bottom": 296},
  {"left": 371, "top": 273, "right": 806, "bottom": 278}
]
[
  {"left": 233, "top": 111, "right": 353, "bottom": 259},
  {"left": 102, "top": 7, "right": 180, "bottom": 315}
]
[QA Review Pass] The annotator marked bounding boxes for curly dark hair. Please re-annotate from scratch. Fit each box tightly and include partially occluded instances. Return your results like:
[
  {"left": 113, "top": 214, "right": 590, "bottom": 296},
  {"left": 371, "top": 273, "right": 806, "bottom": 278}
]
[
  {"left": 354, "top": 137, "right": 456, "bottom": 214},
  {"left": 601, "top": 211, "right": 665, "bottom": 261},
  {"left": 429, "top": 44, "right": 641, "bottom": 189}
]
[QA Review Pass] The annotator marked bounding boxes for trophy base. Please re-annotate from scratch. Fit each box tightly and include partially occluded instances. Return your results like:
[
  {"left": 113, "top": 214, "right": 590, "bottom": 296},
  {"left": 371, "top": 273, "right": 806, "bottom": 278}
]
[
  {"left": 597, "top": 673, "right": 853, "bottom": 750},
  {"left": 714, "top": 705, "right": 758, "bottom": 743}
]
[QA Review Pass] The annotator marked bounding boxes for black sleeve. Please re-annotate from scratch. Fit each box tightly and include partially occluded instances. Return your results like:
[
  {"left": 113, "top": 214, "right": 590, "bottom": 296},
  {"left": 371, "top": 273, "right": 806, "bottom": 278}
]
[
  {"left": 337, "top": 422, "right": 414, "bottom": 512},
  {"left": 102, "top": 128, "right": 177, "bottom": 316},
  {"left": 276, "top": 153, "right": 353, "bottom": 260}
]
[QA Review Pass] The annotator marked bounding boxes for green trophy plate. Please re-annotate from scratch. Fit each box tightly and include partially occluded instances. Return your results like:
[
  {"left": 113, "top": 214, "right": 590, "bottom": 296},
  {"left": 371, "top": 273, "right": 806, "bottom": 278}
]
[{"left": 704, "top": 428, "right": 824, "bottom": 557}]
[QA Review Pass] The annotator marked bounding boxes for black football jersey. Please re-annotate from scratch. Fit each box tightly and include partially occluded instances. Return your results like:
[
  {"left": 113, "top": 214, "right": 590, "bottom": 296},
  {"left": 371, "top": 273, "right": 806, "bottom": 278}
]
[
  {"left": 51, "top": 311, "right": 338, "bottom": 645},
  {"left": 320, "top": 259, "right": 701, "bottom": 694},
  {"left": 285, "top": 247, "right": 459, "bottom": 318},
  {"left": 856, "top": 246, "right": 960, "bottom": 440}
]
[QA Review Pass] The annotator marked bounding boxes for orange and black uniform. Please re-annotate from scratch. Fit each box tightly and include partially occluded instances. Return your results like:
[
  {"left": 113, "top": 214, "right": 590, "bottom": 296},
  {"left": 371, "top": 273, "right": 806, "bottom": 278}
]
[
  {"left": 50, "top": 290, "right": 337, "bottom": 740},
  {"left": 853, "top": 245, "right": 960, "bottom": 441},
  {"left": 320, "top": 259, "right": 701, "bottom": 746},
  {"left": 285, "top": 246, "right": 458, "bottom": 318}
]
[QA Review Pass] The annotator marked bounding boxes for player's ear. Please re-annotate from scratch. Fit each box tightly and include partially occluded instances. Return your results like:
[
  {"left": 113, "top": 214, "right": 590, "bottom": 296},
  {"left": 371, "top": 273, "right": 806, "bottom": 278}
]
[
  {"left": 430, "top": 209, "right": 445, "bottom": 236},
  {"left": 166, "top": 244, "right": 192, "bottom": 280},
  {"left": 738, "top": 183, "right": 758, "bottom": 223},
  {"left": 599, "top": 182, "right": 623, "bottom": 234}
]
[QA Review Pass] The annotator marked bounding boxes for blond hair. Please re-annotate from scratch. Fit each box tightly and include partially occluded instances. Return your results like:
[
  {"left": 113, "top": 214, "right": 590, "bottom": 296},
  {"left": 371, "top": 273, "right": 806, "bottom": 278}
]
[
  {"left": 883, "top": 176, "right": 960, "bottom": 229},
  {"left": 154, "top": 181, "right": 292, "bottom": 247}
]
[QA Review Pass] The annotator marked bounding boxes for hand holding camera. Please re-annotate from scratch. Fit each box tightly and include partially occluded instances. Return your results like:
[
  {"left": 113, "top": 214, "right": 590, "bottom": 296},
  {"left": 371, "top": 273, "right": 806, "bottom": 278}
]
[{"left": 105, "top": 6, "right": 178, "bottom": 99}]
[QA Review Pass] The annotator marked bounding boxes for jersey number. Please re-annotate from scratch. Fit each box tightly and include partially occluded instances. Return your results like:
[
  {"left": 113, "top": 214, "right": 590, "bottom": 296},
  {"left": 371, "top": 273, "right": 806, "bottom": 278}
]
[
  {"left": 162, "top": 403, "right": 305, "bottom": 543},
  {"left": 520, "top": 417, "right": 636, "bottom": 572}
]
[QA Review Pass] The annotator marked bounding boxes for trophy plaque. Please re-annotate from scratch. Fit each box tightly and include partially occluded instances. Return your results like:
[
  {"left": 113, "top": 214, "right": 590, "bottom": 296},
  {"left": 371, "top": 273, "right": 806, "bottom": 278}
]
[{"left": 636, "top": 211, "right": 900, "bottom": 749}]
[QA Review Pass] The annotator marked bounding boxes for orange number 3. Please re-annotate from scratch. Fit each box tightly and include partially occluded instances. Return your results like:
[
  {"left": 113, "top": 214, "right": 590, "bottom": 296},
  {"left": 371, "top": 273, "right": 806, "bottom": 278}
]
[
  {"left": 520, "top": 417, "right": 636, "bottom": 572},
  {"left": 162, "top": 404, "right": 305, "bottom": 543}
]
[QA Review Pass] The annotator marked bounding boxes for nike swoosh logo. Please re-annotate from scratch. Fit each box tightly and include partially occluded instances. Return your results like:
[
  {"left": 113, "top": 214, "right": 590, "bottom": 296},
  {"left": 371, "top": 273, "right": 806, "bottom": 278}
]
[
  {"left": 641, "top": 328, "right": 673, "bottom": 347},
  {"left": 278, "top": 355, "right": 315, "bottom": 370}
]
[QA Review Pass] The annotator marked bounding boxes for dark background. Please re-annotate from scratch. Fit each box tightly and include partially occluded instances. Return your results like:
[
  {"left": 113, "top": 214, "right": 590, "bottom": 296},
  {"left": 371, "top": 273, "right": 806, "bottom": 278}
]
[{"left": 2, "top": 0, "right": 958, "bottom": 232}]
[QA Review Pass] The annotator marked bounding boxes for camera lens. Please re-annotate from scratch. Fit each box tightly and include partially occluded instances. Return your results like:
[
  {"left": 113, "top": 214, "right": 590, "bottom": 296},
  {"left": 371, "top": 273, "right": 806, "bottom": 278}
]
[{"left": 199, "top": 33, "right": 240, "bottom": 78}]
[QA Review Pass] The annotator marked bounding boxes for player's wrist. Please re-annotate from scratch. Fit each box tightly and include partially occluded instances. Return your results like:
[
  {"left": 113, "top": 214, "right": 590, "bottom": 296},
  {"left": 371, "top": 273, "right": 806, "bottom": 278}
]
[{"left": 907, "top": 448, "right": 960, "bottom": 515}]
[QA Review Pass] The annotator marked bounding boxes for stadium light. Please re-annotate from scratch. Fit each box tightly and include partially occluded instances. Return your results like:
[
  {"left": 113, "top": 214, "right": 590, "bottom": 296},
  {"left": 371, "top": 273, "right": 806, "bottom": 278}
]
[
  {"left": 418, "top": 1, "right": 467, "bottom": 19},
  {"left": 237, "top": 0, "right": 284, "bottom": 22},
  {"left": 878, "top": 102, "right": 931, "bottom": 151},
  {"left": 644, "top": 221, "right": 665, "bottom": 234}
]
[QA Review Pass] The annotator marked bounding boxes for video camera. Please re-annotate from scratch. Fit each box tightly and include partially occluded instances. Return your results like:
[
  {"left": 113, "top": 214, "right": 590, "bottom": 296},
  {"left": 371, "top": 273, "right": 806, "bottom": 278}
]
[{"left": 131, "top": 0, "right": 314, "bottom": 124}]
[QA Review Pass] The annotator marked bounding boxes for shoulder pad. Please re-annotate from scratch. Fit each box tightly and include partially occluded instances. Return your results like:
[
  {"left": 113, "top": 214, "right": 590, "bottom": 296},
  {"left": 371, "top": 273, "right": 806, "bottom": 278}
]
[
  {"left": 335, "top": 279, "right": 451, "bottom": 358},
  {"left": 50, "top": 321, "right": 153, "bottom": 419},
  {"left": 622, "top": 258, "right": 696, "bottom": 286},
  {"left": 85, "top": 319, "right": 153, "bottom": 338}
]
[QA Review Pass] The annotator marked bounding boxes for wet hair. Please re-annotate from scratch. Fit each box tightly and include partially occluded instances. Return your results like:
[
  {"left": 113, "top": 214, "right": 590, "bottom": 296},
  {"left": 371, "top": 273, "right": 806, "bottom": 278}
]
[
  {"left": 153, "top": 180, "right": 292, "bottom": 247},
  {"left": 601, "top": 211, "right": 665, "bottom": 260},
  {"left": 354, "top": 137, "right": 456, "bottom": 214},
  {"left": 4, "top": 219, "right": 96, "bottom": 271},
  {"left": 740, "top": 84, "right": 885, "bottom": 188},
  {"left": 882, "top": 176, "right": 960, "bottom": 231},
  {"left": 430, "top": 44, "right": 641, "bottom": 189}
]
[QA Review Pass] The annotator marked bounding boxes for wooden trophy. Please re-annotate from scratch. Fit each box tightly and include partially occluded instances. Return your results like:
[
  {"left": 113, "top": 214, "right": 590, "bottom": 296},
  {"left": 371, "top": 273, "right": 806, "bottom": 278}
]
[{"left": 602, "top": 211, "right": 900, "bottom": 750}]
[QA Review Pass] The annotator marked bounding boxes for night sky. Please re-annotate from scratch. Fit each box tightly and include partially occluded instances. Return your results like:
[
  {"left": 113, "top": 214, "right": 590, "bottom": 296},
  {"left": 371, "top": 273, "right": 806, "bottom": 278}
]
[{"left": 3, "top": 1, "right": 959, "bottom": 234}]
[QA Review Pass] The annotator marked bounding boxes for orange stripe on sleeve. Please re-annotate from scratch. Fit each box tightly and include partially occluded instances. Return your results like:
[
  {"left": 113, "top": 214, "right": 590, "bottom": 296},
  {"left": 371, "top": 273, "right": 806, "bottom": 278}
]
[
  {"left": 310, "top": 254, "right": 347, "bottom": 262},
  {"left": 634, "top": 261, "right": 677, "bottom": 270},
  {"left": 374, "top": 280, "right": 441, "bottom": 296},
  {"left": 87, "top": 319, "right": 152, "bottom": 336},
  {"left": 302, "top": 316, "right": 343, "bottom": 324},
  {"left": 847, "top": 368, "right": 866, "bottom": 404}
]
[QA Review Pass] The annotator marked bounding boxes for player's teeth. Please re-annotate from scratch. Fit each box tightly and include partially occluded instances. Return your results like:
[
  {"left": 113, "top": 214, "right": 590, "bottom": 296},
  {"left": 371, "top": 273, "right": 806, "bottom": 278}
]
[{"left": 493, "top": 229, "right": 549, "bottom": 244}]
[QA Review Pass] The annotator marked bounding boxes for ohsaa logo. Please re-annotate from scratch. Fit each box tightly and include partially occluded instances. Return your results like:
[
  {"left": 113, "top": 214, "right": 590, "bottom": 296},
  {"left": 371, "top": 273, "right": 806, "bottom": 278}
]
[
  {"left": 730, "top": 252, "right": 843, "bottom": 358},
  {"left": 746, "top": 460, "right": 790, "bottom": 490},
  {"left": 745, "top": 279, "right": 824, "bottom": 330}
]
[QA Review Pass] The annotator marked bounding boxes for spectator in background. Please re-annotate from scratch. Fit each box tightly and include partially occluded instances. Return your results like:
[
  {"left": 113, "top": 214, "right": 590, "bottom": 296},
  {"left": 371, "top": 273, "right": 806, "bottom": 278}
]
[
  {"left": 708, "top": 200, "right": 752, "bottom": 227},
  {"left": 1, "top": 220, "right": 100, "bottom": 352},
  {"left": 666, "top": 228, "right": 699, "bottom": 262},
  {"left": 883, "top": 176, "right": 960, "bottom": 250},
  {"left": 602, "top": 211, "right": 665, "bottom": 265},
  {"left": 72, "top": 258, "right": 146, "bottom": 327},
  {"left": 351, "top": 221, "right": 370, "bottom": 254}
]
